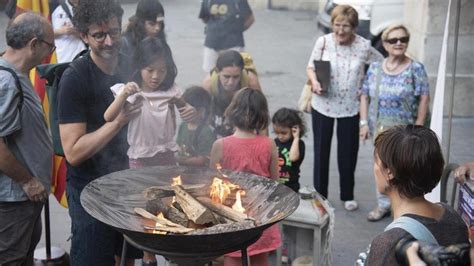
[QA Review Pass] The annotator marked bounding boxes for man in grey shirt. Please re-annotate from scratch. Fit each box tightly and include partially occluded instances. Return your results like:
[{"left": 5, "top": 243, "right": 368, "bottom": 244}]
[{"left": 0, "top": 12, "right": 54, "bottom": 265}]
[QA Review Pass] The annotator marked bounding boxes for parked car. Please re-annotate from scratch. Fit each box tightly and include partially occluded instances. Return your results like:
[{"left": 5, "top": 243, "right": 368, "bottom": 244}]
[{"left": 317, "top": 0, "right": 404, "bottom": 56}]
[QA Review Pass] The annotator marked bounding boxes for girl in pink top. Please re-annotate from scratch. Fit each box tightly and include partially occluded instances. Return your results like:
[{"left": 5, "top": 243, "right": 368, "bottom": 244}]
[
  {"left": 210, "top": 87, "right": 280, "bottom": 266},
  {"left": 105, "top": 37, "right": 195, "bottom": 168}
]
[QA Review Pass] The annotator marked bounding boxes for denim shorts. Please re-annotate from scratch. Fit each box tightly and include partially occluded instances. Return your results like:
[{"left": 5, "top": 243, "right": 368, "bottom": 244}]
[{"left": 66, "top": 183, "right": 142, "bottom": 266}]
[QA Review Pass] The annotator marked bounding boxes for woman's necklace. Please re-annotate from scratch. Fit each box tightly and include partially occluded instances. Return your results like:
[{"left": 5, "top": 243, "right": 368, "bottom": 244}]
[{"left": 384, "top": 57, "right": 406, "bottom": 73}]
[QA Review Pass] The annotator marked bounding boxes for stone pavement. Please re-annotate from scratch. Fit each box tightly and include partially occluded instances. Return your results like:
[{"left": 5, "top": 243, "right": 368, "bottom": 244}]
[{"left": 1, "top": 1, "right": 473, "bottom": 265}]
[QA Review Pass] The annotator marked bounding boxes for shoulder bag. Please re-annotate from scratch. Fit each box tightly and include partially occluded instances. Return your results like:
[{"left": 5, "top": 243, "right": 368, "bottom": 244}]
[{"left": 298, "top": 37, "right": 329, "bottom": 113}]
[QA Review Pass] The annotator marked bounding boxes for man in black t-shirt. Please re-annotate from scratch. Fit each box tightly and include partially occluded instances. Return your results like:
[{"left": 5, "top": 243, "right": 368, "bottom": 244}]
[
  {"left": 57, "top": 1, "right": 142, "bottom": 265},
  {"left": 199, "top": 0, "right": 255, "bottom": 72}
]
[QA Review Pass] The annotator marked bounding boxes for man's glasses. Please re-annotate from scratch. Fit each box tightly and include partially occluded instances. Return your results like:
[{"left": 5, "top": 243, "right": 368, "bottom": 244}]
[
  {"left": 88, "top": 28, "right": 121, "bottom": 42},
  {"left": 385, "top": 36, "right": 409, "bottom": 44},
  {"left": 39, "top": 39, "right": 56, "bottom": 54}
]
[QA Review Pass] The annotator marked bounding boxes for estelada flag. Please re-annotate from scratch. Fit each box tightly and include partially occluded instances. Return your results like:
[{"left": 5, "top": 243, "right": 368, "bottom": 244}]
[{"left": 16, "top": 0, "right": 68, "bottom": 208}]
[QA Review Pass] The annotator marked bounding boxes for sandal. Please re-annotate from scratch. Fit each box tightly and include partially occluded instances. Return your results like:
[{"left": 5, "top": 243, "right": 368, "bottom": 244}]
[
  {"left": 343, "top": 200, "right": 358, "bottom": 211},
  {"left": 367, "top": 206, "right": 390, "bottom": 222}
]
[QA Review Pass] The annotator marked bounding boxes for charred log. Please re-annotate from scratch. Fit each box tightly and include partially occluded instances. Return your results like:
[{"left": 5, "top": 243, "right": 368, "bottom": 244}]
[
  {"left": 145, "top": 199, "right": 188, "bottom": 227},
  {"left": 173, "top": 185, "right": 217, "bottom": 225},
  {"left": 134, "top": 207, "right": 186, "bottom": 228},
  {"left": 196, "top": 197, "right": 251, "bottom": 224}
]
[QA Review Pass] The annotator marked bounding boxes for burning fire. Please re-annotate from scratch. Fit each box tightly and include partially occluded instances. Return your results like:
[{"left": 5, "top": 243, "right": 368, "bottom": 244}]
[
  {"left": 171, "top": 176, "right": 182, "bottom": 186},
  {"left": 209, "top": 177, "right": 240, "bottom": 204},
  {"left": 155, "top": 213, "right": 166, "bottom": 227},
  {"left": 151, "top": 213, "right": 167, "bottom": 234},
  {"left": 209, "top": 177, "right": 230, "bottom": 204},
  {"left": 209, "top": 177, "right": 245, "bottom": 213},
  {"left": 171, "top": 176, "right": 182, "bottom": 203},
  {"left": 232, "top": 190, "right": 245, "bottom": 214}
]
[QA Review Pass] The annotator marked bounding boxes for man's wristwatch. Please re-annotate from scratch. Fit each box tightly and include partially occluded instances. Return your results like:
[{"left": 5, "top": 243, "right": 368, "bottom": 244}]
[{"left": 359, "top": 119, "right": 368, "bottom": 127}]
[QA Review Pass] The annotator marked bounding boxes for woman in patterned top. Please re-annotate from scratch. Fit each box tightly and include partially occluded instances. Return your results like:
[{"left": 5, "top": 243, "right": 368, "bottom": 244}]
[
  {"left": 360, "top": 24, "right": 430, "bottom": 222},
  {"left": 306, "top": 5, "right": 383, "bottom": 211}
]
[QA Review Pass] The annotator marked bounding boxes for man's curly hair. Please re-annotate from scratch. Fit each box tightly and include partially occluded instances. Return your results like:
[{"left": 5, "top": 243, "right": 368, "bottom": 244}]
[{"left": 73, "top": 0, "right": 124, "bottom": 34}]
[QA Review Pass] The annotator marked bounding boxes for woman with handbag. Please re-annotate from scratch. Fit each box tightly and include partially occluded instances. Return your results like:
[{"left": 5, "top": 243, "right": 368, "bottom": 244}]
[
  {"left": 360, "top": 24, "right": 430, "bottom": 221},
  {"left": 306, "top": 5, "right": 382, "bottom": 211}
]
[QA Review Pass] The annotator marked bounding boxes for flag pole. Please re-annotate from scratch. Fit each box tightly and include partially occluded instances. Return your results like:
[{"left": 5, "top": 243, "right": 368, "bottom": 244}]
[
  {"left": 33, "top": 197, "right": 69, "bottom": 265},
  {"left": 44, "top": 198, "right": 52, "bottom": 258}
]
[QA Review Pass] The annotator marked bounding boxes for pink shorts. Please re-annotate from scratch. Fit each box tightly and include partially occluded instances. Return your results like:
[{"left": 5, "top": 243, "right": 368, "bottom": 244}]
[{"left": 226, "top": 224, "right": 281, "bottom": 257}]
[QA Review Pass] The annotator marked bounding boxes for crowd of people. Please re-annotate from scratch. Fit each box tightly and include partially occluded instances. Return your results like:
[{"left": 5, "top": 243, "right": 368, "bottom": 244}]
[{"left": 0, "top": 0, "right": 472, "bottom": 266}]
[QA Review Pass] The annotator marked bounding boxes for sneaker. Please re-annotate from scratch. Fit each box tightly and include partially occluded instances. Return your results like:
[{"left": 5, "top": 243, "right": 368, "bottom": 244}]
[
  {"left": 344, "top": 200, "right": 358, "bottom": 211},
  {"left": 367, "top": 206, "right": 391, "bottom": 222}
]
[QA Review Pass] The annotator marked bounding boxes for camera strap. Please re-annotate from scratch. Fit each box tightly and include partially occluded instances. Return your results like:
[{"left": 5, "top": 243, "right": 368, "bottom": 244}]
[{"left": 385, "top": 216, "right": 439, "bottom": 245}]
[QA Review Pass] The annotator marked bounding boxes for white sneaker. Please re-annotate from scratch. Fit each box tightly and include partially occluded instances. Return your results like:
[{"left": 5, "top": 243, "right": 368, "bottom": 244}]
[{"left": 344, "top": 200, "right": 358, "bottom": 211}]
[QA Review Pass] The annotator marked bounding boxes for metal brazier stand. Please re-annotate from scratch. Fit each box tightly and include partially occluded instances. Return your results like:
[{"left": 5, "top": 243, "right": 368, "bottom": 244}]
[{"left": 81, "top": 166, "right": 299, "bottom": 266}]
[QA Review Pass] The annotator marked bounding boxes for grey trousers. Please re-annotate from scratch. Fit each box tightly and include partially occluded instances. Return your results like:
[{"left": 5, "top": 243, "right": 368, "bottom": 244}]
[{"left": 0, "top": 200, "right": 43, "bottom": 266}]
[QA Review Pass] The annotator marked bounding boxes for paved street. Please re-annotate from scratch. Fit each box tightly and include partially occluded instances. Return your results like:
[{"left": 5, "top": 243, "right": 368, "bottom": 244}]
[{"left": 1, "top": 0, "right": 473, "bottom": 265}]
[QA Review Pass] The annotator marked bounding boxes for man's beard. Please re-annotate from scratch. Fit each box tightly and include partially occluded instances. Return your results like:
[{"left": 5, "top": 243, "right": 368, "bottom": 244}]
[{"left": 97, "top": 45, "right": 119, "bottom": 59}]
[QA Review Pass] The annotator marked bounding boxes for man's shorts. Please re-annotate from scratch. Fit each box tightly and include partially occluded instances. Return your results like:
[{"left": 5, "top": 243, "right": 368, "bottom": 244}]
[
  {"left": 0, "top": 200, "right": 43, "bottom": 265},
  {"left": 202, "top": 46, "right": 243, "bottom": 73}
]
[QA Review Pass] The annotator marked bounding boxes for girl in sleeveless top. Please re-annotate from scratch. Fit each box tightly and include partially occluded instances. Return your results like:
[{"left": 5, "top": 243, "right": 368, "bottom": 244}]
[{"left": 210, "top": 87, "right": 280, "bottom": 266}]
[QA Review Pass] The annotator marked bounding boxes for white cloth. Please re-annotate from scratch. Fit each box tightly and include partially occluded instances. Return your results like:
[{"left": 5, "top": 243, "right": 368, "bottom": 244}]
[
  {"left": 52, "top": 1, "right": 87, "bottom": 63},
  {"left": 307, "top": 34, "right": 383, "bottom": 118},
  {"left": 110, "top": 83, "right": 141, "bottom": 104},
  {"left": 126, "top": 84, "right": 182, "bottom": 159}
]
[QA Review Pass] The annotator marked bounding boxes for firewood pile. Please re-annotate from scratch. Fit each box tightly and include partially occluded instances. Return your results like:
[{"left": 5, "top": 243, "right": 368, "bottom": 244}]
[{"left": 134, "top": 176, "right": 256, "bottom": 235}]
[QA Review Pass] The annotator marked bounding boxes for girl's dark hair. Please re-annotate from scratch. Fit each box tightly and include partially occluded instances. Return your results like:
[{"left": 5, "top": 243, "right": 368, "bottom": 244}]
[
  {"left": 73, "top": 0, "right": 124, "bottom": 34},
  {"left": 133, "top": 37, "right": 177, "bottom": 91},
  {"left": 215, "top": 50, "right": 244, "bottom": 72},
  {"left": 374, "top": 125, "right": 444, "bottom": 199},
  {"left": 224, "top": 88, "right": 269, "bottom": 131},
  {"left": 182, "top": 86, "right": 212, "bottom": 121},
  {"left": 124, "top": 0, "right": 166, "bottom": 46},
  {"left": 272, "top": 108, "right": 306, "bottom": 137}
]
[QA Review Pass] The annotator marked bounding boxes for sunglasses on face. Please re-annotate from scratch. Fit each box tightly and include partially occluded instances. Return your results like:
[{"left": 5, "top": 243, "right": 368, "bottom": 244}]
[{"left": 385, "top": 36, "right": 409, "bottom": 44}]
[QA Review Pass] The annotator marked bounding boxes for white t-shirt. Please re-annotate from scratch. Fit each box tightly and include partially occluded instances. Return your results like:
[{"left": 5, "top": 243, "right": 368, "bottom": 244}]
[{"left": 52, "top": 1, "right": 87, "bottom": 63}]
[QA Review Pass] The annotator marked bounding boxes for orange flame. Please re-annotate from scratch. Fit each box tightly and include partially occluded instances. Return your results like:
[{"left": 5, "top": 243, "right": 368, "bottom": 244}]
[
  {"left": 171, "top": 176, "right": 182, "bottom": 186},
  {"left": 209, "top": 177, "right": 230, "bottom": 204},
  {"left": 171, "top": 176, "right": 182, "bottom": 203},
  {"left": 232, "top": 190, "right": 246, "bottom": 214},
  {"left": 154, "top": 213, "right": 164, "bottom": 228},
  {"left": 209, "top": 177, "right": 241, "bottom": 204},
  {"left": 156, "top": 213, "right": 165, "bottom": 222}
]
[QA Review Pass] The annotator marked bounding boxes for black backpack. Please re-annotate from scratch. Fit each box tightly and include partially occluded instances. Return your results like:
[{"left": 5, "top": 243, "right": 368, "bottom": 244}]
[{"left": 36, "top": 50, "right": 88, "bottom": 156}]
